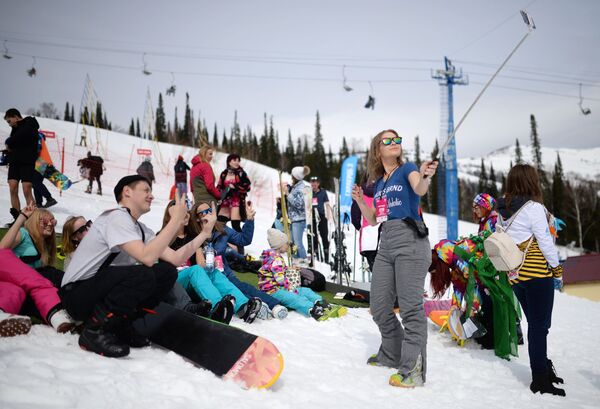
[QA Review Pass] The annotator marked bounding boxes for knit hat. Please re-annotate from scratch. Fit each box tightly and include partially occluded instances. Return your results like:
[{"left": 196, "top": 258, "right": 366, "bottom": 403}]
[
  {"left": 473, "top": 193, "right": 496, "bottom": 212},
  {"left": 114, "top": 175, "right": 150, "bottom": 202},
  {"left": 267, "top": 228, "right": 289, "bottom": 250},
  {"left": 291, "top": 166, "right": 310, "bottom": 181}
]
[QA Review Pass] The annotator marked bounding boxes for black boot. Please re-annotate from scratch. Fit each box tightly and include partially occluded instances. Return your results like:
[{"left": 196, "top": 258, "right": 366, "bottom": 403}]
[
  {"left": 78, "top": 304, "right": 129, "bottom": 358},
  {"left": 184, "top": 300, "right": 213, "bottom": 318},
  {"left": 547, "top": 359, "right": 564, "bottom": 384},
  {"left": 211, "top": 295, "right": 235, "bottom": 324},
  {"left": 530, "top": 371, "right": 566, "bottom": 397},
  {"left": 239, "top": 297, "right": 262, "bottom": 324},
  {"left": 116, "top": 320, "right": 150, "bottom": 348}
]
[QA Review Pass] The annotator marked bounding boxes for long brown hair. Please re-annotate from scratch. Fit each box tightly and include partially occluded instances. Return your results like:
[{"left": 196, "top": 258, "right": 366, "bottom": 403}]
[
  {"left": 198, "top": 145, "right": 214, "bottom": 163},
  {"left": 367, "top": 129, "right": 404, "bottom": 182},
  {"left": 24, "top": 209, "right": 56, "bottom": 267},
  {"left": 61, "top": 216, "right": 86, "bottom": 257},
  {"left": 504, "top": 164, "right": 543, "bottom": 207},
  {"left": 428, "top": 250, "right": 453, "bottom": 298}
]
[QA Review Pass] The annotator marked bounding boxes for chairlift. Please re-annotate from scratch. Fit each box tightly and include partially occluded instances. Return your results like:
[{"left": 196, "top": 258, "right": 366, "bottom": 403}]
[
  {"left": 342, "top": 65, "right": 353, "bottom": 92},
  {"left": 166, "top": 72, "right": 176, "bottom": 96},
  {"left": 27, "top": 57, "right": 37, "bottom": 77},
  {"left": 364, "top": 81, "right": 375, "bottom": 110},
  {"left": 578, "top": 83, "right": 591, "bottom": 115},
  {"left": 2, "top": 40, "right": 12, "bottom": 59},
  {"left": 142, "top": 53, "right": 152, "bottom": 75}
]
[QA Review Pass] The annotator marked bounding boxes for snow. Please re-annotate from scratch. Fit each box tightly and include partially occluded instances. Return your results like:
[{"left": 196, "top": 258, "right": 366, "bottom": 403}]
[{"left": 2, "top": 118, "right": 599, "bottom": 408}]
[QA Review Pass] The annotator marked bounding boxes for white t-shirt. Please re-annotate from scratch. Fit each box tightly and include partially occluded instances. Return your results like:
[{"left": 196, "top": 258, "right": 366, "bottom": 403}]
[{"left": 61, "top": 207, "right": 156, "bottom": 286}]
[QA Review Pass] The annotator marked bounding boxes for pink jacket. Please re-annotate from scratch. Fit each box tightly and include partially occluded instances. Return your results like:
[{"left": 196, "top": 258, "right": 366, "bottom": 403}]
[{"left": 190, "top": 155, "right": 221, "bottom": 199}]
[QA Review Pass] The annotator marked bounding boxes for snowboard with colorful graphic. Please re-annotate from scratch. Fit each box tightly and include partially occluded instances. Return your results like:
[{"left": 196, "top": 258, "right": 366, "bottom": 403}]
[
  {"left": 133, "top": 302, "right": 284, "bottom": 389},
  {"left": 35, "top": 157, "right": 72, "bottom": 191}
]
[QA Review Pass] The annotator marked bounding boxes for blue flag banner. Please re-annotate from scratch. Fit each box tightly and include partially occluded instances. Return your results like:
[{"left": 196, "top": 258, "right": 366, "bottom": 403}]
[{"left": 339, "top": 155, "right": 358, "bottom": 225}]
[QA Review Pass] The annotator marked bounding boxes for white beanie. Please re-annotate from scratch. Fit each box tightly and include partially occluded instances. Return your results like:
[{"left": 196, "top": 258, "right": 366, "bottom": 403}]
[
  {"left": 267, "top": 228, "right": 289, "bottom": 249},
  {"left": 291, "top": 165, "right": 310, "bottom": 181}
]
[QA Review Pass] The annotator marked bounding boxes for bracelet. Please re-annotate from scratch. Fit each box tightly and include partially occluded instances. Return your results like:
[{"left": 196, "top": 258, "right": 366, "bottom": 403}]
[{"left": 19, "top": 211, "right": 29, "bottom": 219}]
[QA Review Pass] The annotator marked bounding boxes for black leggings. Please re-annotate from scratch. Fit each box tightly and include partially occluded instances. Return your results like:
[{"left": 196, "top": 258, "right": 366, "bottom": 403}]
[{"left": 60, "top": 262, "right": 177, "bottom": 321}]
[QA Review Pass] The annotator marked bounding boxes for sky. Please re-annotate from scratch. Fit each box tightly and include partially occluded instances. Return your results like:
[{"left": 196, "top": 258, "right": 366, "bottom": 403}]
[{"left": 0, "top": 0, "right": 599, "bottom": 159}]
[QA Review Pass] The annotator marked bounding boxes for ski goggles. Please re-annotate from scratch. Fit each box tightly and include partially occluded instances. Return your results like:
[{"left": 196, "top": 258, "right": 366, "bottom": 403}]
[
  {"left": 380, "top": 136, "right": 403, "bottom": 146},
  {"left": 74, "top": 220, "right": 93, "bottom": 235}
]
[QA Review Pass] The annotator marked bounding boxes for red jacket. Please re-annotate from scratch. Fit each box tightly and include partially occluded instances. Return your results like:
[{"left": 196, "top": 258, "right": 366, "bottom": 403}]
[{"left": 190, "top": 155, "right": 220, "bottom": 199}]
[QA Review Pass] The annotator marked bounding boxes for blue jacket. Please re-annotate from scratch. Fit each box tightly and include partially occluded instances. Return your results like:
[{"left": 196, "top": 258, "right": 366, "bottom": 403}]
[{"left": 212, "top": 220, "right": 254, "bottom": 278}]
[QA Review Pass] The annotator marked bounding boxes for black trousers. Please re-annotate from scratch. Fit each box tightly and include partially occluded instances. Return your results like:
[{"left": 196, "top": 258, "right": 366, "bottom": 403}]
[
  {"left": 32, "top": 171, "right": 52, "bottom": 205},
  {"left": 311, "top": 214, "right": 329, "bottom": 261},
  {"left": 60, "top": 262, "right": 177, "bottom": 322}
]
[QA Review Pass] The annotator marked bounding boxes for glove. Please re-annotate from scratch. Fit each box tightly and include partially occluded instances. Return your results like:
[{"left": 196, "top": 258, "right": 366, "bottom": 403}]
[{"left": 550, "top": 264, "right": 563, "bottom": 278}]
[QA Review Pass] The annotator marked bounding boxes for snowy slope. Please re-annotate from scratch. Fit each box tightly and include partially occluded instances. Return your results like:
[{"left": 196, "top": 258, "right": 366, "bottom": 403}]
[
  {"left": 2, "top": 119, "right": 598, "bottom": 409},
  {"left": 458, "top": 144, "right": 600, "bottom": 181}
]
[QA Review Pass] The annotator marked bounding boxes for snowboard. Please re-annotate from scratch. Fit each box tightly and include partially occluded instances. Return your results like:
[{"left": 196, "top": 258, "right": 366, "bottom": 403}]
[
  {"left": 35, "top": 157, "right": 72, "bottom": 191},
  {"left": 133, "top": 303, "right": 283, "bottom": 389}
]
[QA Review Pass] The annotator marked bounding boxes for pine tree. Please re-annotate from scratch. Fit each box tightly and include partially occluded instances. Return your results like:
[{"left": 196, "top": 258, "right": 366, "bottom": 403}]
[
  {"left": 488, "top": 163, "right": 499, "bottom": 199},
  {"left": 212, "top": 123, "right": 219, "bottom": 148},
  {"left": 478, "top": 159, "right": 489, "bottom": 193},
  {"left": 173, "top": 107, "right": 180, "bottom": 143},
  {"left": 295, "top": 137, "right": 302, "bottom": 166},
  {"left": 70, "top": 106, "right": 74, "bottom": 123},
  {"left": 231, "top": 110, "right": 242, "bottom": 149},
  {"left": 414, "top": 135, "right": 422, "bottom": 167},
  {"left": 340, "top": 137, "right": 350, "bottom": 159},
  {"left": 426, "top": 140, "right": 440, "bottom": 214},
  {"left": 135, "top": 118, "right": 141, "bottom": 137},
  {"left": 155, "top": 93, "right": 166, "bottom": 142},
  {"left": 308, "top": 111, "right": 327, "bottom": 178},
  {"left": 222, "top": 130, "right": 228, "bottom": 152},
  {"left": 81, "top": 107, "right": 90, "bottom": 125},
  {"left": 95, "top": 102, "right": 104, "bottom": 128},
  {"left": 64, "top": 102, "right": 70, "bottom": 121},
  {"left": 515, "top": 138, "right": 523, "bottom": 164},
  {"left": 259, "top": 113, "right": 269, "bottom": 162},
  {"left": 128, "top": 119, "right": 135, "bottom": 136},
  {"left": 284, "top": 130, "right": 295, "bottom": 170},
  {"left": 552, "top": 152, "right": 566, "bottom": 243},
  {"left": 302, "top": 135, "right": 310, "bottom": 163},
  {"left": 530, "top": 114, "right": 552, "bottom": 208}
]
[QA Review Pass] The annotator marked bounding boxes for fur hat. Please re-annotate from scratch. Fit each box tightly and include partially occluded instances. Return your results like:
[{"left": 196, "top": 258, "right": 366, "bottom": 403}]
[
  {"left": 267, "top": 228, "right": 289, "bottom": 250},
  {"left": 473, "top": 193, "right": 495, "bottom": 212},
  {"left": 291, "top": 165, "right": 310, "bottom": 181}
]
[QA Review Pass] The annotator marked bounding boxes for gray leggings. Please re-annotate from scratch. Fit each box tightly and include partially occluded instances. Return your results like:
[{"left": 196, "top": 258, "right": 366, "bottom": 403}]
[{"left": 370, "top": 219, "right": 431, "bottom": 379}]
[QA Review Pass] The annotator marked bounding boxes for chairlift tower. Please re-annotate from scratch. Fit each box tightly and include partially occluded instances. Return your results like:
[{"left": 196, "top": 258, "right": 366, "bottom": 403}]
[
  {"left": 432, "top": 57, "right": 468, "bottom": 240},
  {"left": 75, "top": 74, "right": 106, "bottom": 159}
]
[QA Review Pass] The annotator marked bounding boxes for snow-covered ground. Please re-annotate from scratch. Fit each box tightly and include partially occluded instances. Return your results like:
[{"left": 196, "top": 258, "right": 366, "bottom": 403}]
[{"left": 1, "top": 118, "right": 598, "bottom": 408}]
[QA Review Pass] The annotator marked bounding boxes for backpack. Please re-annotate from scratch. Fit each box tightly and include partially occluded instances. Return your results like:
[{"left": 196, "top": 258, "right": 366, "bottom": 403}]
[{"left": 483, "top": 201, "right": 533, "bottom": 274}]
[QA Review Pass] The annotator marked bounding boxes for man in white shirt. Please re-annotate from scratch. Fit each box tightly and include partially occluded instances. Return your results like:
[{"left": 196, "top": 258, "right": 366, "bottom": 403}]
[{"left": 61, "top": 175, "right": 216, "bottom": 358}]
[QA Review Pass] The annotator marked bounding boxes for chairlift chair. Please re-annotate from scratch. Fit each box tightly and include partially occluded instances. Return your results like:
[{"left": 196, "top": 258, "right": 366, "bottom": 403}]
[
  {"left": 342, "top": 65, "right": 353, "bottom": 92},
  {"left": 579, "top": 83, "right": 592, "bottom": 115},
  {"left": 364, "top": 81, "right": 375, "bottom": 110},
  {"left": 2, "top": 40, "right": 12, "bottom": 59}
]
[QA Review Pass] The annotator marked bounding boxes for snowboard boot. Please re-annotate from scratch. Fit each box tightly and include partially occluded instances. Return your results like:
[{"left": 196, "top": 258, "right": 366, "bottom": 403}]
[
  {"left": 0, "top": 311, "right": 32, "bottom": 337},
  {"left": 367, "top": 354, "right": 384, "bottom": 367},
  {"left": 78, "top": 304, "right": 130, "bottom": 358},
  {"left": 239, "top": 297, "right": 262, "bottom": 324},
  {"left": 310, "top": 303, "right": 327, "bottom": 321},
  {"left": 7, "top": 208, "right": 20, "bottom": 226},
  {"left": 184, "top": 300, "right": 213, "bottom": 318},
  {"left": 270, "top": 305, "right": 288, "bottom": 320},
  {"left": 117, "top": 322, "right": 150, "bottom": 348},
  {"left": 85, "top": 185, "right": 92, "bottom": 194},
  {"left": 43, "top": 198, "right": 58, "bottom": 208},
  {"left": 97, "top": 188, "right": 102, "bottom": 196},
  {"left": 547, "top": 359, "right": 564, "bottom": 384},
  {"left": 389, "top": 354, "right": 424, "bottom": 388},
  {"left": 211, "top": 295, "right": 235, "bottom": 324},
  {"left": 530, "top": 371, "right": 566, "bottom": 396},
  {"left": 47, "top": 308, "right": 77, "bottom": 334},
  {"left": 256, "top": 301, "right": 271, "bottom": 320}
]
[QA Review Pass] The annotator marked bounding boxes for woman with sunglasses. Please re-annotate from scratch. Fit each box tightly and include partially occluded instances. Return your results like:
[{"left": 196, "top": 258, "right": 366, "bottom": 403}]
[
  {"left": 0, "top": 202, "right": 75, "bottom": 336},
  {"left": 352, "top": 129, "right": 437, "bottom": 388},
  {"left": 61, "top": 216, "right": 92, "bottom": 270},
  {"left": 162, "top": 201, "right": 263, "bottom": 323},
  {"left": 191, "top": 201, "right": 288, "bottom": 320}
]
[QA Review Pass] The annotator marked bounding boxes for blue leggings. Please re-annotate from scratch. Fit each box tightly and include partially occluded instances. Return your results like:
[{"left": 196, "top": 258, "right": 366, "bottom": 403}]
[
  {"left": 270, "top": 287, "right": 322, "bottom": 316},
  {"left": 177, "top": 265, "right": 248, "bottom": 313}
]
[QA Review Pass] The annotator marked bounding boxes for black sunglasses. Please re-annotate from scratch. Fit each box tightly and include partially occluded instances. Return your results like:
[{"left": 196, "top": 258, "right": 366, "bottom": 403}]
[{"left": 74, "top": 220, "right": 92, "bottom": 235}]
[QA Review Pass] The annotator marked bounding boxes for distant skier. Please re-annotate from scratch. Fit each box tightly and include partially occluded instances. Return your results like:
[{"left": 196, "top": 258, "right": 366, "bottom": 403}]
[
  {"left": 137, "top": 156, "right": 155, "bottom": 186},
  {"left": 173, "top": 155, "right": 190, "bottom": 195},
  {"left": 78, "top": 151, "right": 104, "bottom": 195}
]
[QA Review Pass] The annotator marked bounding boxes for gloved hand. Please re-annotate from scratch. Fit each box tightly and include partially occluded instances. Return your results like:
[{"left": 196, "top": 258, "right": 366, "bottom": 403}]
[
  {"left": 553, "top": 278, "right": 563, "bottom": 292},
  {"left": 550, "top": 264, "right": 563, "bottom": 278}
]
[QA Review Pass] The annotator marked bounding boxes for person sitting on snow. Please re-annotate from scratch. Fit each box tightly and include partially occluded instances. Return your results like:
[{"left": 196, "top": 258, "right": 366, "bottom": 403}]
[{"left": 258, "top": 228, "right": 346, "bottom": 321}]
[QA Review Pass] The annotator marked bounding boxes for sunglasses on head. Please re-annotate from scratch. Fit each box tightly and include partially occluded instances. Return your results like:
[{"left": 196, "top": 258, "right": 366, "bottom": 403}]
[
  {"left": 74, "top": 220, "right": 92, "bottom": 235},
  {"left": 380, "top": 136, "right": 402, "bottom": 146}
]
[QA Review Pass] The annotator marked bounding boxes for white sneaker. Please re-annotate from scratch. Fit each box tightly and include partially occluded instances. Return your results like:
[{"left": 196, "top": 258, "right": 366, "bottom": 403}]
[
  {"left": 0, "top": 311, "right": 32, "bottom": 337},
  {"left": 271, "top": 305, "right": 288, "bottom": 320},
  {"left": 256, "top": 302, "right": 270, "bottom": 320},
  {"left": 48, "top": 309, "right": 76, "bottom": 333}
]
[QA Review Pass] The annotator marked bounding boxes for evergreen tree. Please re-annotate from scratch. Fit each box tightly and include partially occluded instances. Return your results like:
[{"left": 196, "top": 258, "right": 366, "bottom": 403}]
[
  {"left": 302, "top": 135, "right": 310, "bottom": 163},
  {"left": 155, "top": 93, "right": 166, "bottom": 142},
  {"left": 295, "top": 137, "right": 302, "bottom": 166},
  {"left": 488, "top": 163, "right": 499, "bottom": 198},
  {"left": 95, "top": 102, "right": 104, "bottom": 128},
  {"left": 284, "top": 130, "right": 295, "bottom": 170},
  {"left": 81, "top": 106, "right": 90, "bottom": 125},
  {"left": 70, "top": 106, "right": 75, "bottom": 123},
  {"left": 340, "top": 137, "right": 350, "bottom": 159},
  {"left": 530, "top": 114, "right": 552, "bottom": 208},
  {"left": 259, "top": 113, "right": 269, "bottom": 162},
  {"left": 515, "top": 138, "right": 523, "bottom": 164},
  {"left": 64, "top": 102, "right": 70, "bottom": 122},
  {"left": 128, "top": 119, "right": 135, "bottom": 136},
  {"left": 308, "top": 111, "right": 327, "bottom": 178},
  {"left": 426, "top": 140, "right": 440, "bottom": 214},
  {"left": 212, "top": 123, "right": 219, "bottom": 148},
  {"left": 222, "top": 130, "right": 228, "bottom": 152},
  {"left": 135, "top": 118, "right": 141, "bottom": 137},
  {"left": 231, "top": 110, "right": 242, "bottom": 148},
  {"left": 478, "top": 159, "right": 489, "bottom": 193},
  {"left": 552, "top": 152, "right": 567, "bottom": 242},
  {"left": 173, "top": 107, "right": 179, "bottom": 142},
  {"left": 414, "top": 135, "right": 422, "bottom": 167},
  {"left": 180, "top": 93, "right": 193, "bottom": 145}
]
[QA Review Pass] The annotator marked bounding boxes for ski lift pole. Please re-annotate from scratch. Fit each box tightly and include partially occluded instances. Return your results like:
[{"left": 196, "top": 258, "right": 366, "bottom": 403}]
[{"left": 427, "top": 10, "right": 536, "bottom": 171}]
